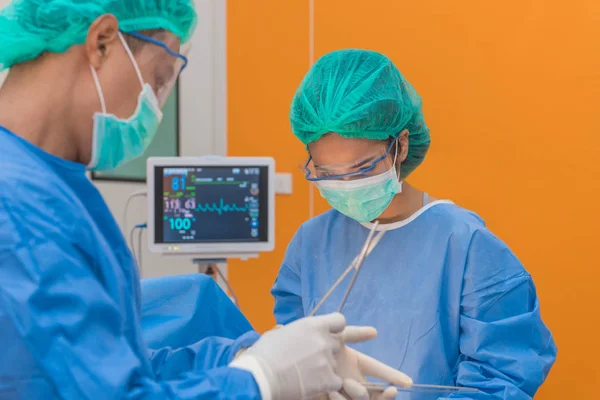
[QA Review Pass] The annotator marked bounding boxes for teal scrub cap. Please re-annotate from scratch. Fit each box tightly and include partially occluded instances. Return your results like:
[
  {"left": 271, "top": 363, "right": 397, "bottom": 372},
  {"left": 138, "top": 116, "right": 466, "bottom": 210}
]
[
  {"left": 290, "top": 49, "right": 431, "bottom": 179},
  {"left": 0, "top": 0, "right": 197, "bottom": 70}
]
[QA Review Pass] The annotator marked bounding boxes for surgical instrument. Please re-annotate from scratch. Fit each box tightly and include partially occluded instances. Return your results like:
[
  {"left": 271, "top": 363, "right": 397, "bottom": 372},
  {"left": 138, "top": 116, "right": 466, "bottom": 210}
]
[
  {"left": 308, "top": 222, "right": 385, "bottom": 316},
  {"left": 337, "top": 222, "right": 381, "bottom": 313},
  {"left": 311, "top": 223, "right": 481, "bottom": 397},
  {"left": 364, "top": 382, "right": 479, "bottom": 394}
]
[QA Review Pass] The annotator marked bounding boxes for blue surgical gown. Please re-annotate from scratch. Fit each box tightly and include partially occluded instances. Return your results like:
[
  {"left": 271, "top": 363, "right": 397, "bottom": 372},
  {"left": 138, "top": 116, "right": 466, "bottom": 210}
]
[
  {"left": 0, "top": 127, "right": 262, "bottom": 399},
  {"left": 272, "top": 202, "right": 557, "bottom": 400},
  {"left": 141, "top": 274, "right": 255, "bottom": 350}
]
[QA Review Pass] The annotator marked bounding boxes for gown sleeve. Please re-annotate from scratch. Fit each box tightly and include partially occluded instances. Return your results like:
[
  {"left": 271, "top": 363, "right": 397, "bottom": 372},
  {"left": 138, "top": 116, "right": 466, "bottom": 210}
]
[
  {"left": 141, "top": 274, "right": 256, "bottom": 350},
  {"left": 439, "top": 229, "right": 557, "bottom": 400},
  {"left": 0, "top": 196, "right": 262, "bottom": 400},
  {"left": 141, "top": 274, "right": 260, "bottom": 377},
  {"left": 271, "top": 227, "right": 305, "bottom": 325}
]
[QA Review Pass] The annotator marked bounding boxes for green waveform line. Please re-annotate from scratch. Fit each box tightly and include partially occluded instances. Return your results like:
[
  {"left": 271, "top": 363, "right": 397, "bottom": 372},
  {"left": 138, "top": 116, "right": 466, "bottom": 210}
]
[
  {"left": 195, "top": 198, "right": 250, "bottom": 215},
  {"left": 165, "top": 192, "right": 196, "bottom": 200}
]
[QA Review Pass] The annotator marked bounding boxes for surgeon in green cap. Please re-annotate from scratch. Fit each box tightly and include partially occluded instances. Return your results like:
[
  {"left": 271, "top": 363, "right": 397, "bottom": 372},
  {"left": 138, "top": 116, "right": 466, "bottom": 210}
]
[
  {"left": 272, "top": 49, "right": 557, "bottom": 399},
  {"left": 0, "top": 3, "right": 413, "bottom": 399}
]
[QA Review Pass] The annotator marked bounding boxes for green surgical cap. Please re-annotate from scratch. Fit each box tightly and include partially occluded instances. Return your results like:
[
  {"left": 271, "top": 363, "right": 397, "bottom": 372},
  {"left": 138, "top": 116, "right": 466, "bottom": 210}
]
[
  {"left": 290, "top": 49, "right": 430, "bottom": 179},
  {"left": 0, "top": 0, "right": 197, "bottom": 70}
]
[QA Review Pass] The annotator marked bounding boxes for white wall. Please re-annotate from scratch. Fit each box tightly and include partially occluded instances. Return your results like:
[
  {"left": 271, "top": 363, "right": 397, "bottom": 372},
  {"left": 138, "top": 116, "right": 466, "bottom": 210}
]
[{"left": 94, "top": 0, "right": 228, "bottom": 279}]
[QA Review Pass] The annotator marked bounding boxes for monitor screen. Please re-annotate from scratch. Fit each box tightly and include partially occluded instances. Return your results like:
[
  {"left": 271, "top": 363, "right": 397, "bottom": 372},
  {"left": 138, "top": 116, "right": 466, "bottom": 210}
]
[{"left": 153, "top": 165, "right": 269, "bottom": 244}]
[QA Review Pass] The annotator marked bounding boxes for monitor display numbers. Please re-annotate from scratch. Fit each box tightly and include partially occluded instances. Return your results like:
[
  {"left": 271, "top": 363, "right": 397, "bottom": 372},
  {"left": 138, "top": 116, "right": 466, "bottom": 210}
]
[
  {"left": 159, "top": 167, "right": 266, "bottom": 243},
  {"left": 244, "top": 168, "right": 260, "bottom": 175},
  {"left": 169, "top": 217, "right": 192, "bottom": 230}
]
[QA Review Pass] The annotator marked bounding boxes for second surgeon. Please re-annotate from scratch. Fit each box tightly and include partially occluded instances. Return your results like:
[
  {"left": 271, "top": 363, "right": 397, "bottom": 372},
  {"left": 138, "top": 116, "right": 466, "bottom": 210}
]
[{"left": 272, "top": 49, "right": 557, "bottom": 399}]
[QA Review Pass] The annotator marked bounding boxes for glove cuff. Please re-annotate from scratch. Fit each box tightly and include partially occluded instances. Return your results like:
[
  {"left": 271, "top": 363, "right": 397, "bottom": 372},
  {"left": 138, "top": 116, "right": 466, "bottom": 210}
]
[{"left": 230, "top": 354, "right": 273, "bottom": 400}]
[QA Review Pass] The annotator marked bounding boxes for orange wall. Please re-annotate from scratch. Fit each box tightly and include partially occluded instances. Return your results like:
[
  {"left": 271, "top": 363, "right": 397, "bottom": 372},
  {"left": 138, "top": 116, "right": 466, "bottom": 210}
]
[
  {"left": 227, "top": 0, "right": 312, "bottom": 331},
  {"left": 228, "top": 1, "right": 600, "bottom": 398}
]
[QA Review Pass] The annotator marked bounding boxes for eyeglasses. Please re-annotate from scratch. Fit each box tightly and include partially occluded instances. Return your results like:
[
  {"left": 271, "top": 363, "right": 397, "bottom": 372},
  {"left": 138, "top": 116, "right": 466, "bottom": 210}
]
[
  {"left": 123, "top": 31, "right": 190, "bottom": 108},
  {"left": 299, "top": 135, "right": 399, "bottom": 182}
]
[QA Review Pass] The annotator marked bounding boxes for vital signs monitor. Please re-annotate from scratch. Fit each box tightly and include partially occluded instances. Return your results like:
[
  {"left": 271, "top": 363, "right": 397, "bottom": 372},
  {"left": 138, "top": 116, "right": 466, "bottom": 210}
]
[{"left": 147, "top": 156, "right": 275, "bottom": 259}]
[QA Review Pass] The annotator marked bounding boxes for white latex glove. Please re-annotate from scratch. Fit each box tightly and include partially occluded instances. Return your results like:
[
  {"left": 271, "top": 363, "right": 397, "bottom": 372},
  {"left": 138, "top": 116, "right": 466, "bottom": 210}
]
[
  {"left": 230, "top": 313, "right": 380, "bottom": 400},
  {"left": 327, "top": 328, "right": 413, "bottom": 400},
  {"left": 328, "top": 379, "right": 398, "bottom": 400}
]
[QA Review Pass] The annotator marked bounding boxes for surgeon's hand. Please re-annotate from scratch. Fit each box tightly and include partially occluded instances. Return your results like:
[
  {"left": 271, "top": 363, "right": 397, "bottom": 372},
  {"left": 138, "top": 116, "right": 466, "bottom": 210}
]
[
  {"left": 327, "top": 329, "right": 413, "bottom": 400},
  {"left": 230, "top": 313, "right": 380, "bottom": 400},
  {"left": 327, "top": 379, "right": 398, "bottom": 400}
]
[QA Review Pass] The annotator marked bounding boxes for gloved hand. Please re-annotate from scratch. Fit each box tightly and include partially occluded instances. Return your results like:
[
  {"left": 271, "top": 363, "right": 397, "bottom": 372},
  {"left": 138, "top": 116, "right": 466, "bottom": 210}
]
[
  {"left": 230, "top": 313, "right": 379, "bottom": 400},
  {"left": 329, "top": 379, "right": 398, "bottom": 400},
  {"left": 327, "top": 329, "right": 413, "bottom": 400}
]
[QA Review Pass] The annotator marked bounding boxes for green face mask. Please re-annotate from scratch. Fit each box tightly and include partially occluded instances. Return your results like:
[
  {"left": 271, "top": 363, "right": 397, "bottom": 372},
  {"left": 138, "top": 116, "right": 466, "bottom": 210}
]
[
  {"left": 315, "top": 165, "right": 403, "bottom": 223},
  {"left": 87, "top": 33, "right": 163, "bottom": 171}
]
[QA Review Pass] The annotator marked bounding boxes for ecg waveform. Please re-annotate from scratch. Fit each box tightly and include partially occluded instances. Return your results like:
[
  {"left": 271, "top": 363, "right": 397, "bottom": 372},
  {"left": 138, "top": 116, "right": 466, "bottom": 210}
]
[{"left": 195, "top": 198, "right": 250, "bottom": 215}]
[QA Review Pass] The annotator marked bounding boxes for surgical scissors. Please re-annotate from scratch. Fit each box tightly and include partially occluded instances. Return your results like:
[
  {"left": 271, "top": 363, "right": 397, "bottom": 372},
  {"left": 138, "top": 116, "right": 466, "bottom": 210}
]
[{"left": 308, "top": 221, "right": 385, "bottom": 316}]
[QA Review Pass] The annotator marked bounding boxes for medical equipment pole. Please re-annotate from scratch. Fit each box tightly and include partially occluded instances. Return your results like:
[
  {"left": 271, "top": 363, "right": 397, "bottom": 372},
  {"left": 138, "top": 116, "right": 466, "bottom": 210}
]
[{"left": 193, "top": 258, "right": 239, "bottom": 306}]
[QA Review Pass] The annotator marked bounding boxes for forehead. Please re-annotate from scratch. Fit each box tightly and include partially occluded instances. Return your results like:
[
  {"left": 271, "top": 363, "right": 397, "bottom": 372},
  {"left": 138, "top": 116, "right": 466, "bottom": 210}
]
[
  {"left": 308, "top": 133, "right": 388, "bottom": 165},
  {"left": 154, "top": 31, "right": 181, "bottom": 53}
]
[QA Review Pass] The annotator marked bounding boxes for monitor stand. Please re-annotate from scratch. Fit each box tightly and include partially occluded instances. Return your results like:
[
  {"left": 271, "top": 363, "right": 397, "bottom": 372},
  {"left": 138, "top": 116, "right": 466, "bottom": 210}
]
[{"left": 193, "top": 258, "right": 243, "bottom": 306}]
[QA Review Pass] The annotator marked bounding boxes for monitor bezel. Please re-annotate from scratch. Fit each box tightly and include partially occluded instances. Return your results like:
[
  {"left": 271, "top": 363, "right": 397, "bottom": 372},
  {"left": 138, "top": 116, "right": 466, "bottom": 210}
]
[{"left": 147, "top": 156, "right": 275, "bottom": 256}]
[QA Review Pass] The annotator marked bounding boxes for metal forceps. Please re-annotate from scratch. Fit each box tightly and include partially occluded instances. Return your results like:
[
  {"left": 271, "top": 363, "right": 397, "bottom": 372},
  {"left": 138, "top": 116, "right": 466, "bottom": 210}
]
[
  {"left": 309, "top": 221, "right": 385, "bottom": 317},
  {"left": 363, "top": 382, "right": 479, "bottom": 395},
  {"left": 339, "top": 383, "right": 478, "bottom": 399}
]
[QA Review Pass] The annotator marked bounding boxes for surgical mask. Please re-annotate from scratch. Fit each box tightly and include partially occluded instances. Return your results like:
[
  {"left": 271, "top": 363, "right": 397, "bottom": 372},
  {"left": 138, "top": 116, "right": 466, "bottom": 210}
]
[
  {"left": 87, "top": 33, "right": 163, "bottom": 171},
  {"left": 315, "top": 142, "right": 402, "bottom": 222}
]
